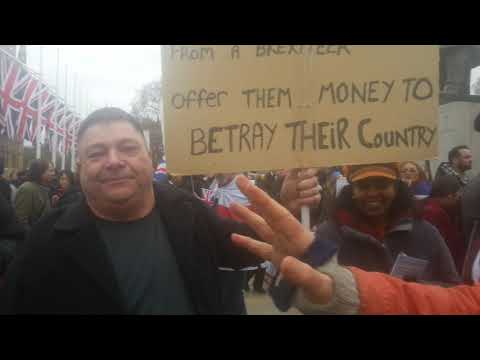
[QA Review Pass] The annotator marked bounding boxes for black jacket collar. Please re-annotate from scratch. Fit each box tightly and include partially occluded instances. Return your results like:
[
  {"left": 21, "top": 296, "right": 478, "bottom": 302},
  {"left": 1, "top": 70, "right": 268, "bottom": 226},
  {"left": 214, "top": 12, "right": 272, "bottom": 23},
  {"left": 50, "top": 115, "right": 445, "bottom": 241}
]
[{"left": 54, "top": 183, "right": 189, "bottom": 231}]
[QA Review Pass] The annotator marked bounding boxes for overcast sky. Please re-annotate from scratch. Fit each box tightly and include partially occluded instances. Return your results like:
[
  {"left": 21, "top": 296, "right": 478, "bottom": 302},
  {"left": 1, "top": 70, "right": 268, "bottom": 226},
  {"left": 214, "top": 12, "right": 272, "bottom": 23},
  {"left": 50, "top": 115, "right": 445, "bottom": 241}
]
[
  {"left": 26, "top": 45, "right": 162, "bottom": 117},
  {"left": 472, "top": 66, "right": 480, "bottom": 90}
]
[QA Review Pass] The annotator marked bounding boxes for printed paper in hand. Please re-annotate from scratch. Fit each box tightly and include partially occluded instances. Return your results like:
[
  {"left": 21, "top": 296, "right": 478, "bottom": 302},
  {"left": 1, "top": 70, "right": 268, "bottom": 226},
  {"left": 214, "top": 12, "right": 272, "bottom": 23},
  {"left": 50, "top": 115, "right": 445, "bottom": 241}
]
[{"left": 390, "top": 252, "right": 429, "bottom": 280}]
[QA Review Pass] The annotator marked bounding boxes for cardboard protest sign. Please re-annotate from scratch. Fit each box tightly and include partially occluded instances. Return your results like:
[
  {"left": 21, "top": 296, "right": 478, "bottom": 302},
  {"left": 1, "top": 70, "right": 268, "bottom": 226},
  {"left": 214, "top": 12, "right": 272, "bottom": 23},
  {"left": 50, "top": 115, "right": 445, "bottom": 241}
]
[{"left": 162, "top": 45, "right": 439, "bottom": 175}]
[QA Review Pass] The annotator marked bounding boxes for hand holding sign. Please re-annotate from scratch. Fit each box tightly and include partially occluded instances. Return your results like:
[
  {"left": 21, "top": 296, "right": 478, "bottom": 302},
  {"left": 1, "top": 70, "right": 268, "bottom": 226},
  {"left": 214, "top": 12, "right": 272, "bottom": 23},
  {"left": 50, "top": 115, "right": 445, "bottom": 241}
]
[
  {"left": 230, "top": 175, "right": 314, "bottom": 268},
  {"left": 279, "top": 168, "right": 322, "bottom": 218}
]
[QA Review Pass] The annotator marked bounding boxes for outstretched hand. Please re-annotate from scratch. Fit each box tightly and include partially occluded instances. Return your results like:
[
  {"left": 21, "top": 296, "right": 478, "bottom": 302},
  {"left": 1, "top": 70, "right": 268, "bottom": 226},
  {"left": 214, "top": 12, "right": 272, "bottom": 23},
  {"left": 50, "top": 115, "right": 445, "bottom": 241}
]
[
  {"left": 280, "top": 256, "right": 333, "bottom": 305},
  {"left": 230, "top": 175, "right": 314, "bottom": 268},
  {"left": 231, "top": 175, "right": 333, "bottom": 305}
]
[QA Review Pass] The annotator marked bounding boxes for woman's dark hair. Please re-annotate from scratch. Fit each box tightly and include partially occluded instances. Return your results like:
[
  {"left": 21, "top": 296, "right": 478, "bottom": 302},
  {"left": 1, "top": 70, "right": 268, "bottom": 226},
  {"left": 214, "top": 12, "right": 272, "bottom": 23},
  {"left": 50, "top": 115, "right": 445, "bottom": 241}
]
[
  {"left": 59, "top": 169, "right": 75, "bottom": 186},
  {"left": 28, "top": 159, "right": 51, "bottom": 184},
  {"left": 330, "top": 179, "right": 417, "bottom": 220}
]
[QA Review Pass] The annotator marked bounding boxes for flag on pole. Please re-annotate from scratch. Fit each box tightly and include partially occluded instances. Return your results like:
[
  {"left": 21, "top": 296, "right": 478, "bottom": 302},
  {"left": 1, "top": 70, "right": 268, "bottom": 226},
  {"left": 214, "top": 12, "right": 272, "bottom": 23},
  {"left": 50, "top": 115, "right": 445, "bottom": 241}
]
[
  {"left": 0, "top": 51, "right": 40, "bottom": 142},
  {"left": 46, "top": 99, "right": 63, "bottom": 152},
  {"left": 55, "top": 102, "right": 68, "bottom": 154},
  {"left": 41, "top": 89, "right": 58, "bottom": 129},
  {"left": 1, "top": 48, "right": 79, "bottom": 151},
  {"left": 16, "top": 45, "right": 27, "bottom": 63},
  {"left": 62, "top": 110, "right": 76, "bottom": 154},
  {"left": 27, "top": 82, "right": 50, "bottom": 143},
  {"left": 54, "top": 102, "right": 66, "bottom": 135}
]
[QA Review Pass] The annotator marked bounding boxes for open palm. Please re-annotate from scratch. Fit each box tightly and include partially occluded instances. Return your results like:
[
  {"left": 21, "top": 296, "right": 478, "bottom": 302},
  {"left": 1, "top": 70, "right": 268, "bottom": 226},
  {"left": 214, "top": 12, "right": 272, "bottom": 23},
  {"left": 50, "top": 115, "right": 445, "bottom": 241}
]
[{"left": 230, "top": 175, "right": 314, "bottom": 268}]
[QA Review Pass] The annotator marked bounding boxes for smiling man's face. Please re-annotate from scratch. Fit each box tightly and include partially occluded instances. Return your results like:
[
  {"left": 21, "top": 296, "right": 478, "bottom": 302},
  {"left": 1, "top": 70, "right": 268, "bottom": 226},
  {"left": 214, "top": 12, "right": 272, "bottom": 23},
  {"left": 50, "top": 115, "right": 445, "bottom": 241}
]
[{"left": 78, "top": 120, "right": 153, "bottom": 209}]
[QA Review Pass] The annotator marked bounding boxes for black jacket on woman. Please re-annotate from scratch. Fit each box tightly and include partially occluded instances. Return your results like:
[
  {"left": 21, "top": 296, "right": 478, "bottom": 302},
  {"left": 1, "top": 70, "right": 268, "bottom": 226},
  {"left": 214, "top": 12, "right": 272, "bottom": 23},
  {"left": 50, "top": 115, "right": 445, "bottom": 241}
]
[
  {"left": 313, "top": 182, "right": 462, "bottom": 286},
  {"left": 314, "top": 217, "right": 461, "bottom": 286}
]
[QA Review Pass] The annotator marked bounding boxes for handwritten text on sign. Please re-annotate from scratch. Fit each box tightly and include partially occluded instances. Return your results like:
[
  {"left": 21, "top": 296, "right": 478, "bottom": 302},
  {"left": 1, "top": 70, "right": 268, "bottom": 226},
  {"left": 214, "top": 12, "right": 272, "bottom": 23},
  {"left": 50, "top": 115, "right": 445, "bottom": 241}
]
[{"left": 162, "top": 45, "right": 439, "bottom": 175}]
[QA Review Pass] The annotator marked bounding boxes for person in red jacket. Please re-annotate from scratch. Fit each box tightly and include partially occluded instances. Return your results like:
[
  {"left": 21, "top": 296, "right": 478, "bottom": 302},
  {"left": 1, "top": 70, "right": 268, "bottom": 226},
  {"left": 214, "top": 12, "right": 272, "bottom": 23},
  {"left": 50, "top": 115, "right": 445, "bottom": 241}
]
[
  {"left": 276, "top": 256, "right": 480, "bottom": 315},
  {"left": 230, "top": 174, "right": 480, "bottom": 315},
  {"left": 421, "top": 175, "right": 466, "bottom": 273}
]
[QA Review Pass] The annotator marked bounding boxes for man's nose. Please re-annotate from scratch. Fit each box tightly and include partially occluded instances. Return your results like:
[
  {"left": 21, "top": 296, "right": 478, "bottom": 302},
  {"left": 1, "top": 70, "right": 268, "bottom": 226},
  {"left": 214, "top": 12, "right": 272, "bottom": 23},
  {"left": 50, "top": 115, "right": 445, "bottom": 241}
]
[
  {"left": 105, "top": 150, "right": 125, "bottom": 168},
  {"left": 366, "top": 186, "right": 380, "bottom": 196}
]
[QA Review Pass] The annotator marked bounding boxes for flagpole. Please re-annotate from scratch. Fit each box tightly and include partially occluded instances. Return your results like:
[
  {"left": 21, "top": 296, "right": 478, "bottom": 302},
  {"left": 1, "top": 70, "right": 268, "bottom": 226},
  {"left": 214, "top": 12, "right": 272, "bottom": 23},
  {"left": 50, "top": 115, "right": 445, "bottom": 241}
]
[
  {"left": 61, "top": 64, "right": 68, "bottom": 170},
  {"left": 52, "top": 47, "right": 60, "bottom": 168},
  {"left": 71, "top": 73, "right": 78, "bottom": 172},
  {"left": 84, "top": 87, "right": 87, "bottom": 115},
  {"left": 36, "top": 46, "right": 43, "bottom": 160}
]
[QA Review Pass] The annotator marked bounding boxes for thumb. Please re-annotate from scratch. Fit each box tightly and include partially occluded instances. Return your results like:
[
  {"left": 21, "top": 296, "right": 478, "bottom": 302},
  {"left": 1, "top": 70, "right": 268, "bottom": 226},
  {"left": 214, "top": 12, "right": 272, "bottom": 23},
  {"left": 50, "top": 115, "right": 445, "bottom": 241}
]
[{"left": 279, "top": 256, "right": 334, "bottom": 305}]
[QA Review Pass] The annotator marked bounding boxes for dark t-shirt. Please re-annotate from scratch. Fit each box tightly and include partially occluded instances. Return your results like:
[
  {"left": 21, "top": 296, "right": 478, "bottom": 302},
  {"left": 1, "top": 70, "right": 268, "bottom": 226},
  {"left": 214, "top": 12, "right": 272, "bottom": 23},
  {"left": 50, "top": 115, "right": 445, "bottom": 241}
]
[{"left": 97, "top": 209, "right": 193, "bottom": 314}]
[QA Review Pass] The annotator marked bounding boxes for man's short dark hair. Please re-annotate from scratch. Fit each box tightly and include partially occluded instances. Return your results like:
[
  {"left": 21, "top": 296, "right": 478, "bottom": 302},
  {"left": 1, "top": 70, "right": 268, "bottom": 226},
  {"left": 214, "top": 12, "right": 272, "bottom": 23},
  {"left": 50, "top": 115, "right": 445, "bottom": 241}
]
[
  {"left": 431, "top": 175, "right": 461, "bottom": 197},
  {"left": 28, "top": 159, "right": 51, "bottom": 184},
  {"left": 448, "top": 145, "right": 470, "bottom": 163},
  {"left": 77, "top": 107, "right": 145, "bottom": 146}
]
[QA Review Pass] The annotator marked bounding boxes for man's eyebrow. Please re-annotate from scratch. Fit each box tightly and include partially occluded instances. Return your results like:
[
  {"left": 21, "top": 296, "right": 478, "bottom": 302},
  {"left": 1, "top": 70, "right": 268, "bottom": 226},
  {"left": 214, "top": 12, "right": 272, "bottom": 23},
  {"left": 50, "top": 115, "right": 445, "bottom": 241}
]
[
  {"left": 117, "top": 138, "right": 141, "bottom": 145},
  {"left": 85, "top": 144, "right": 107, "bottom": 152}
]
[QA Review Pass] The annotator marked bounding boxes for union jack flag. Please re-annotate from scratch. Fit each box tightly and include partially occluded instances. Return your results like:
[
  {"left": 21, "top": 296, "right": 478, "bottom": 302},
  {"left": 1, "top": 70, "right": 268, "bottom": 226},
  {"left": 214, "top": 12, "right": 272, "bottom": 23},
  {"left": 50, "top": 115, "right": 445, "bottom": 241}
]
[
  {"left": 27, "top": 82, "right": 52, "bottom": 143},
  {"left": 1, "top": 50, "right": 83, "bottom": 154},
  {"left": 40, "top": 89, "right": 58, "bottom": 130},
  {"left": 46, "top": 101, "right": 64, "bottom": 152},
  {"left": 52, "top": 102, "right": 66, "bottom": 135},
  {"left": 66, "top": 115, "right": 81, "bottom": 154},
  {"left": 0, "top": 52, "right": 40, "bottom": 142},
  {"left": 62, "top": 110, "right": 76, "bottom": 154}
]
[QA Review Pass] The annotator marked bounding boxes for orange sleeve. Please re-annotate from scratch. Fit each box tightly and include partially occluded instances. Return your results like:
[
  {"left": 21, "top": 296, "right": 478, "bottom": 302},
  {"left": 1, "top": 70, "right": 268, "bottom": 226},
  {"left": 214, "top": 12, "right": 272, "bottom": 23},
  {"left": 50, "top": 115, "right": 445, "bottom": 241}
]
[{"left": 349, "top": 267, "right": 480, "bottom": 315}]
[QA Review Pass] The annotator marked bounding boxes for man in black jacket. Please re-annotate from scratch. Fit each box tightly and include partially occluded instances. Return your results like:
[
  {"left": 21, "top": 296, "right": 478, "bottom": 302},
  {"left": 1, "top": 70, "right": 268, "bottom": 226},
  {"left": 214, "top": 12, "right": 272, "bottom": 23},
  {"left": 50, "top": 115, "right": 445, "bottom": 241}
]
[
  {"left": 435, "top": 145, "right": 473, "bottom": 188},
  {"left": 0, "top": 108, "right": 261, "bottom": 314}
]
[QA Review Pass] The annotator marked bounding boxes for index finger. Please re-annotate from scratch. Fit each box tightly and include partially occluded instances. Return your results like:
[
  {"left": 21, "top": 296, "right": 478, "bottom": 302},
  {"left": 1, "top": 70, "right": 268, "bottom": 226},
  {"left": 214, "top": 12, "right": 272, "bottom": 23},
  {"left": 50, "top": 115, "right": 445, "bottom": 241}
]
[{"left": 236, "top": 175, "right": 306, "bottom": 237}]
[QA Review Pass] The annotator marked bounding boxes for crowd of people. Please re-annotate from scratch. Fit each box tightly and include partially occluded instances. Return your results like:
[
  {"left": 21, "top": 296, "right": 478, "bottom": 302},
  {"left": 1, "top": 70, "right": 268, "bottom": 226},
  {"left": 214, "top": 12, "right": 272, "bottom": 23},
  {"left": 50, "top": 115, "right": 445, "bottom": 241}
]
[
  {"left": 0, "top": 107, "right": 479, "bottom": 314},
  {"left": 0, "top": 159, "right": 82, "bottom": 277}
]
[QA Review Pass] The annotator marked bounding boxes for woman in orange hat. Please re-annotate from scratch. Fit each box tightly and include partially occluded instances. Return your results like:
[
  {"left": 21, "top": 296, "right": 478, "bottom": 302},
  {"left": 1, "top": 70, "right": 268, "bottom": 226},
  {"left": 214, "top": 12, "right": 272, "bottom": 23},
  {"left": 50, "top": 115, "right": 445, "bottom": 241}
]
[
  {"left": 279, "top": 163, "right": 460, "bottom": 286},
  {"left": 230, "top": 174, "right": 473, "bottom": 314}
]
